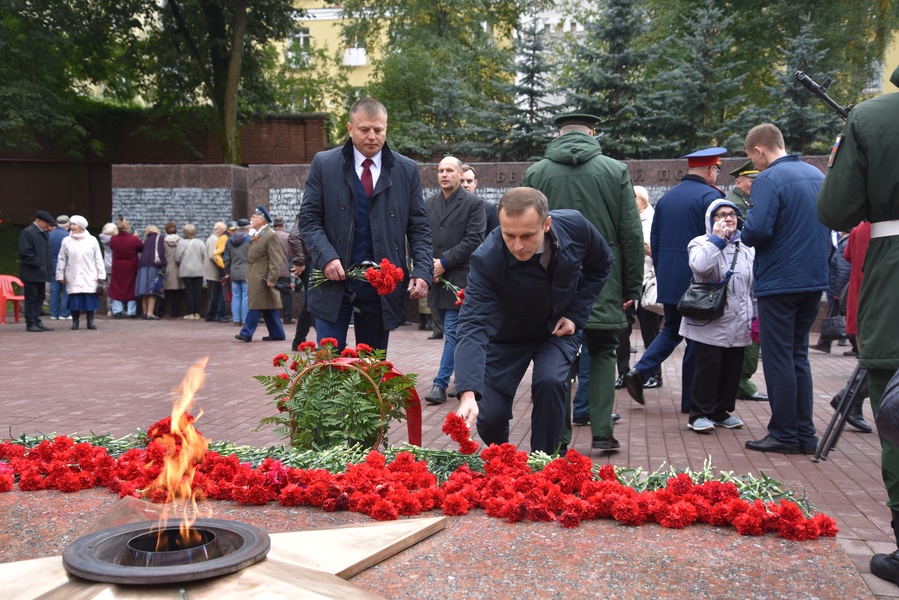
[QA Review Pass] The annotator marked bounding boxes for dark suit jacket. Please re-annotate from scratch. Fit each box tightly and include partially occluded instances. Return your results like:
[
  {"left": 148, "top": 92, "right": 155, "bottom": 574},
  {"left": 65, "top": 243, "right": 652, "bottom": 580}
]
[
  {"left": 18, "top": 223, "right": 52, "bottom": 283},
  {"left": 425, "top": 186, "right": 485, "bottom": 310},
  {"left": 298, "top": 139, "right": 432, "bottom": 329},
  {"left": 454, "top": 210, "right": 613, "bottom": 398}
]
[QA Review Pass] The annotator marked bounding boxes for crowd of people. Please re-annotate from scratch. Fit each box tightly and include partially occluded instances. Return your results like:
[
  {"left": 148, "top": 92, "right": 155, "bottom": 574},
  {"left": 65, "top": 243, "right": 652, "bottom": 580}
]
[
  {"left": 16, "top": 209, "right": 312, "bottom": 347},
  {"left": 16, "top": 79, "right": 899, "bottom": 585}
]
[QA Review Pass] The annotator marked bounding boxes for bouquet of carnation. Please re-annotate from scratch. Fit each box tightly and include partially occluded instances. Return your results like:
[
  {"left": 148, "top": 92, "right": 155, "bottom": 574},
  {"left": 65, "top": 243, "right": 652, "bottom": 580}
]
[
  {"left": 439, "top": 277, "right": 465, "bottom": 306},
  {"left": 309, "top": 258, "right": 404, "bottom": 296}
]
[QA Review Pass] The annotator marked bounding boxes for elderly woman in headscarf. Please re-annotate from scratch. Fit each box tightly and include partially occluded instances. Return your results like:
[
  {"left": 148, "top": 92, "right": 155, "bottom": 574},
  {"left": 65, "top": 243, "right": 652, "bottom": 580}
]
[
  {"left": 55, "top": 215, "right": 106, "bottom": 330},
  {"left": 679, "top": 199, "right": 756, "bottom": 434},
  {"left": 108, "top": 219, "right": 143, "bottom": 318},
  {"left": 135, "top": 225, "right": 166, "bottom": 320}
]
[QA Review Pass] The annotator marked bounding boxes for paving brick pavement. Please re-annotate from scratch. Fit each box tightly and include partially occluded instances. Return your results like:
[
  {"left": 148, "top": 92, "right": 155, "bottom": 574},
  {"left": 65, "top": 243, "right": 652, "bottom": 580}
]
[{"left": 0, "top": 315, "right": 896, "bottom": 598}]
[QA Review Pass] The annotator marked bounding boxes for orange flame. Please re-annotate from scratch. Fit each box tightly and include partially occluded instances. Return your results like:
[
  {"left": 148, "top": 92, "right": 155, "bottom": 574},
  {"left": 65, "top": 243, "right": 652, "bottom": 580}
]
[{"left": 152, "top": 357, "right": 210, "bottom": 550}]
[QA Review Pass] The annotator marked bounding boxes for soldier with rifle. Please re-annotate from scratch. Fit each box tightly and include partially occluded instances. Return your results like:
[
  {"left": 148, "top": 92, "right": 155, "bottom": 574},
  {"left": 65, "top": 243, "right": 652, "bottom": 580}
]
[{"left": 817, "top": 65, "right": 899, "bottom": 586}]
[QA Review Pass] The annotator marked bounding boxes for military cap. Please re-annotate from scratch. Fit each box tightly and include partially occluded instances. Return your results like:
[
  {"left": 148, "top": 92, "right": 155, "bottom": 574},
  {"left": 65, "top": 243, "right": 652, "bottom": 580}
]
[
  {"left": 253, "top": 205, "right": 272, "bottom": 224},
  {"left": 728, "top": 160, "right": 759, "bottom": 178},
  {"left": 681, "top": 147, "right": 727, "bottom": 168},
  {"left": 553, "top": 113, "right": 602, "bottom": 128},
  {"left": 237, "top": 218, "right": 251, "bottom": 227}
]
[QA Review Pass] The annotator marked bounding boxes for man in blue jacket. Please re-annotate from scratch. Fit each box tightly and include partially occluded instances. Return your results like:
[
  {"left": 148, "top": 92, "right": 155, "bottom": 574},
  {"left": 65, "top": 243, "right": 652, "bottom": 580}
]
[
  {"left": 624, "top": 148, "right": 726, "bottom": 412},
  {"left": 454, "top": 187, "right": 613, "bottom": 455},
  {"left": 298, "top": 98, "right": 432, "bottom": 352},
  {"left": 742, "top": 123, "right": 830, "bottom": 454}
]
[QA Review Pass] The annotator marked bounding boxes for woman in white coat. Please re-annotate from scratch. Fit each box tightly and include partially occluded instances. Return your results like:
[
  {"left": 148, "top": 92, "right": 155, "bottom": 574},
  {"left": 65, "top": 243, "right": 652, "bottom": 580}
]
[
  {"left": 679, "top": 199, "right": 756, "bottom": 433},
  {"left": 56, "top": 215, "right": 106, "bottom": 330}
]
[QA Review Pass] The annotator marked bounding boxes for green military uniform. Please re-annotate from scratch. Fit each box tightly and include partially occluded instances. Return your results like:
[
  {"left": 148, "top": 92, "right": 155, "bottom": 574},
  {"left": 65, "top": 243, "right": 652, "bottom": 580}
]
[
  {"left": 726, "top": 161, "right": 762, "bottom": 400},
  {"left": 817, "top": 66, "right": 899, "bottom": 576},
  {"left": 522, "top": 118, "right": 644, "bottom": 448}
]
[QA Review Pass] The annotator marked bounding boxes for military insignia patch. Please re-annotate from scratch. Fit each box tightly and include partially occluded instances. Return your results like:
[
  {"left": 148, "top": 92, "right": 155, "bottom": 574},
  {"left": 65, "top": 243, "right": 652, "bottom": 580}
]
[{"left": 827, "top": 134, "right": 842, "bottom": 168}]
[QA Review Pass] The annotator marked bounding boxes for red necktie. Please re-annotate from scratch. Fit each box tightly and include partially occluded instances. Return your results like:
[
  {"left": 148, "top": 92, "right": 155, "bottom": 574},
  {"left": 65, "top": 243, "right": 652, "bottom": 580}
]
[{"left": 361, "top": 158, "right": 374, "bottom": 197}]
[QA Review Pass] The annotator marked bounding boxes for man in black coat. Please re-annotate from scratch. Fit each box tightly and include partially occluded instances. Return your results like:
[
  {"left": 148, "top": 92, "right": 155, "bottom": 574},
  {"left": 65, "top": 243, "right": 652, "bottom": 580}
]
[
  {"left": 18, "top": 210, "right": 57, "bottom": 332},
  {"left": 454, "top": 188, "right": 613, "bottom": 455},
  {"left": 298, "top": 97, "right": 432, "bottom": 352},
  {"left": 423, "top": 156, "right": 486, "bottom": 405}
]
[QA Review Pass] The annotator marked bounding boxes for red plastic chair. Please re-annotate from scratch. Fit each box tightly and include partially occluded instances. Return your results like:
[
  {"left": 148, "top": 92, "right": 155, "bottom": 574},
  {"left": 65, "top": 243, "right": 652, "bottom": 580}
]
[{"left": 0, "top": 275, "right": 25, "bottom": 324}]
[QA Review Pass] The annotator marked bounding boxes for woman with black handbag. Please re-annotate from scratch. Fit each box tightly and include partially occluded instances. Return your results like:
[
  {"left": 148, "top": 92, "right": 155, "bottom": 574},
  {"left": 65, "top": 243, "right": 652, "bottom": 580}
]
[{"left": 679, "top": 200, "right": 756, "bottom": 434}]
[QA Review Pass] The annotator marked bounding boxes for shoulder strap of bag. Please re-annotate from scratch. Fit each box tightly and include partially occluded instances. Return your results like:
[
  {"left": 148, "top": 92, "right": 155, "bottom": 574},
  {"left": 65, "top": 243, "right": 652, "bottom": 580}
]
[{"left": 721, "top": 241, "right": 741, "bottom": 283}]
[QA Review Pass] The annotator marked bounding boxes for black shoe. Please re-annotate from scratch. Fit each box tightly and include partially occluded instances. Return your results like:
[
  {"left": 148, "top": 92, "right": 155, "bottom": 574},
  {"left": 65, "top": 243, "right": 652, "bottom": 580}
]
[
  {"left": 740, "top": 391, "right": 768, "bottom": 400},
  {"left": 427, "top": 332, "right": 444, "bottom": 340},
  {"left": 424, "top": 385, "right": 447, "bottom": 405},
  {"left": 614, "top": 374, "right": 625, "bottom": 389},
  {"left": 846, "top": 413, "right": 873, "bottom": 433},
  {"left": 26, "top": 325, "right": 44, "bottom": 332},
  {"left": 262, "top": 336, "right": 286, "bottom": 341},
  {"left": 612, "top": 413, "right": 621, "bottom": 423},
  {"left": 871, "top": 550, "right": 899, "bottom": 585},
  {"left": 592, "top": 436, "right": 620, "bottom": 450},
  {"left": 36, "top": 322, "right": 54, "bottom": 331},
  {"left": 114, "top": 313, "right": 123, "bottom": 320},
  {"left": 843, "top": 350, "right": 859, "bottom": 357},
  {"left": 745, "top": 435, "right": 800, "bottom": 454},
  {"left": 447, "top": 387, "right": 458, "bottom": 398},
  {"left": 644, "top": 375, "right": 663, "bottom": 389},
  {"left": 235, "top": 334, "right": 251, "bottom": 343},
  {"left": 810, "top": 343, "right": 831, "bottom": 354},
  {"left": 799, "top": 444, "right": 818, "bottom": 455},
  {"left": 623, "top": 369, "right": 644, "bottom": 405},
  {"left": 572, "top": 415, "right": 589, "bottom": 426},
  {"left": 216, "top": 317, "right": 229, "bottom": 323}
]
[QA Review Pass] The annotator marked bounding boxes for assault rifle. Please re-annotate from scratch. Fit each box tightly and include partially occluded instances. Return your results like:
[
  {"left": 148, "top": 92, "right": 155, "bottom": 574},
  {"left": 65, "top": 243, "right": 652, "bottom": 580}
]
[{"left": 794, "top": 71, "right": 851, "bottom": 120}]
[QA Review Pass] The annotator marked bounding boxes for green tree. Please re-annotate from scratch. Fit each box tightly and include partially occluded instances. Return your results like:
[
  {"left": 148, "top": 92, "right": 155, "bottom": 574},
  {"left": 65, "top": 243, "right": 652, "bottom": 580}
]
[
  {"left": 476, "top": 14, "right": 559, "bottom": 161},
  {"left": 337, "top": 0, "right": 531, "bottom": 156},
  {"left": 0, "top": 0, "right": 143, "bottom": 154},
  {"left": 641, "top": 0, "right": 899, "bottom": 110},
  {"left": 641, "top": 0, "right": 746, "bottom": 155},
  {"left": 136, "top": 0, "right": 303, "bottom": 164},
  {"left": 560, "top": 0, "right": 653, "bottom": 159},
  {"left": 732, "top": 16, "right": 842, "bottom": 154}
]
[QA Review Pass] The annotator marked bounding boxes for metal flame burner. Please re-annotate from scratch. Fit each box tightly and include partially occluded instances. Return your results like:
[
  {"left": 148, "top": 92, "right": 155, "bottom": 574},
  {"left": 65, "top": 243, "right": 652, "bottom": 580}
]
[{"left": 62, "top": 519, "right": 270, "bottom": 585}]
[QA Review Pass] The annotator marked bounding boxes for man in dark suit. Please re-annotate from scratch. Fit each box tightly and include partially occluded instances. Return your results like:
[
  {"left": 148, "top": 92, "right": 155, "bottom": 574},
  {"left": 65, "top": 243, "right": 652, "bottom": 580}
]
[
  {"left": 454, "top": 187, "right": 613, "bottom": 455},
  {"left": 422, "top": 156, "right": 485, "bottom": 405},
  {"left": 298, "top": 97, "right": 432, "bottom": 352},
  {"left": 18, "top": 210, "right": 57, "bottom": 332}
]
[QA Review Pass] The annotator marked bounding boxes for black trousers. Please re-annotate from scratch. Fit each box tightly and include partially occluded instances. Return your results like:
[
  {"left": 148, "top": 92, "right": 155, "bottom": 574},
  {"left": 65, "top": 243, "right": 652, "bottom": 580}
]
[
  {"left": 636, "top": 305, "right": 663, "bottom": 378},
  {"left": 205, "top": 278, "right": 222, "bottom": 320},
  {"left": 278, "top": 276, "right": 293, "bottom": 322},
  {"left": 182, "top": 277, "right": 203, "bottom": 316},
  {"left": 689, "top": 341, "right": 744, "bottom": 422},
  {"left": 24, "top": 281, "right": 46, "bottom": 326}
]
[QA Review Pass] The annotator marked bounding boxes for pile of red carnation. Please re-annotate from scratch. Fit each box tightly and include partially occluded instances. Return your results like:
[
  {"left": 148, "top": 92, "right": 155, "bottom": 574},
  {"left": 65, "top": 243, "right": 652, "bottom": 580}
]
[
  {"left": 0, "top": 414, "right": 837, "bottom": 541},
  {"left": 365, "top": 258, "right": 404, "bottom": 295}
]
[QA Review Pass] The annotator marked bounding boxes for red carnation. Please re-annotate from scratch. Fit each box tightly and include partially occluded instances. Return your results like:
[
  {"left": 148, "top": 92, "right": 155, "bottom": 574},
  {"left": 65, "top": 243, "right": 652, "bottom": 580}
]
[
  {"left": 598, "top": 464, "right": 617, "bottom": 481},
  {"left": 355, "top": 343, "right": 374, "bottom": 355},
  {"left": 320, "top": 337, "right": 339, "bottom": 348},
  {"left": 443, "top": 493, "right": 471, "bottom": 516},
  {"left": 272, "top": 353, "right": 289, "bottom": 367},
  {"left": 341, "top": 347, "right": 359, "bottom": 358},
  {"left": 454, "top": 288, "right": 465, "bottom": 306},
  {"left": 298, "top": 341, "right": 317, "bottom": 352}
]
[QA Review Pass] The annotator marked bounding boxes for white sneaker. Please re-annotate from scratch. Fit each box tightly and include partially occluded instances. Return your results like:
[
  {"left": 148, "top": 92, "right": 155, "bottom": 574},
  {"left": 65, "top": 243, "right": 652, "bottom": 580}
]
[
  {"left": 50, "top": 316, "right": 58, "bottom": 320},
  {"left": 62, "top": 315, "right": 72, "bottom": 320},
  {"left": 688, "top": 417, "right": 715, "bottom": 432},
  {"left": 714, "top": 416, "right": 744, "bottom": 429}
]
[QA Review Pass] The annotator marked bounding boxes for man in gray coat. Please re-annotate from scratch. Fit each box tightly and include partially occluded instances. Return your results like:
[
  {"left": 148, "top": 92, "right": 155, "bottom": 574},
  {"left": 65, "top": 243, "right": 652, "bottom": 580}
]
[
  {"left": 423, "top": 156, "right": 485, "bottom": 405},
  {"left": 298, "top": 97, "right": 432, "bottom": 352}
]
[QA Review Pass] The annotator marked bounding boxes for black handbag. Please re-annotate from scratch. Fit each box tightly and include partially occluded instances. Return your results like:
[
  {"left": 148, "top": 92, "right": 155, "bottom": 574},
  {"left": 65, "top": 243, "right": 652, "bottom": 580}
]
[
  {"left": 677, "top": 242, "right": 741, "bottom": 321},
  {"left": 821, "top": 300, "right": 847, "bottom": 340}
]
